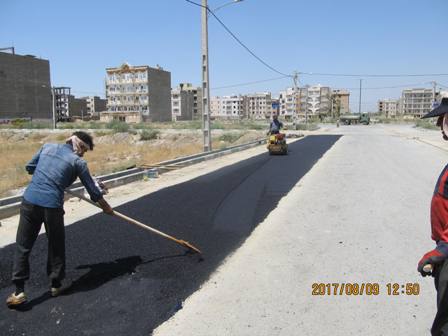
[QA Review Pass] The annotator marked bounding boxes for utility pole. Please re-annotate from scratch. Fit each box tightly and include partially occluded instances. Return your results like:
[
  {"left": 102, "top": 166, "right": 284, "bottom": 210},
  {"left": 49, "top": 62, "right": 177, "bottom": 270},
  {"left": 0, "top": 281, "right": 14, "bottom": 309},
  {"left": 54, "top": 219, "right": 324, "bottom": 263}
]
[
  {"left": 201, "top": 0, "right": 212, "bottom": 152},
  {"left": 358, "top": 79, "right": 362, "bottom": 114},
  {"left": 292, "top": 71, "right": 299, "bottom": 122},
  {"left": 431, "top": 81, "right": 437, "bottom": 108}
]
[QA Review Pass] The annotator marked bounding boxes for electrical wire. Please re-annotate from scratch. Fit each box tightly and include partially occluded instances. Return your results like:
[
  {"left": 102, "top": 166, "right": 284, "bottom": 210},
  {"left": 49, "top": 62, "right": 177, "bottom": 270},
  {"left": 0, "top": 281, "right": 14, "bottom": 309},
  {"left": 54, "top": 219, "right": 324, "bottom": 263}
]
[
  {"left": 299, "top": 72, "right": 448, "bottom": 78},
  {"left": 212, "top": 75, "right": 290, "bottom": 90},
  {"left": 342, "top": 83, "right": 427, "bottom": 90},
  {"left": 185, "top": 0, "right": 291, "bottom": 77}
]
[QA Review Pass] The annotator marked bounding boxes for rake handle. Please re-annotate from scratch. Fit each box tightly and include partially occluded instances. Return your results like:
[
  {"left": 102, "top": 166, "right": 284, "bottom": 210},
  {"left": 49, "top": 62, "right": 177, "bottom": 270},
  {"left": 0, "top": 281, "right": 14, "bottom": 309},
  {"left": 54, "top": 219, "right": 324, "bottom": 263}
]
[{"left": 65, "top": 189, "right": 201, "bottom": 253}]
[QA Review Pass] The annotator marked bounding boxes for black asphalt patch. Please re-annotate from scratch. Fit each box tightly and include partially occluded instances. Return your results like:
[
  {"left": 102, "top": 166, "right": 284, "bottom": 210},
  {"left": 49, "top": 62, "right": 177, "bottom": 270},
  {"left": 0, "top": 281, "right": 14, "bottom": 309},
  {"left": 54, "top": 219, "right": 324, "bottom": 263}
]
[{"left": 0, "top": 135, "right": 341, "bottom": 335}]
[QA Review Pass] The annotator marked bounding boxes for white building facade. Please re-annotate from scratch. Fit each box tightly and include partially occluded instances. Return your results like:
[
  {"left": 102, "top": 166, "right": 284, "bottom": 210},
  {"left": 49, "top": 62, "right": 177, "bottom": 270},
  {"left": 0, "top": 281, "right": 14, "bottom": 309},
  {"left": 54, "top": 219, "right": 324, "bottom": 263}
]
[
  {"left": 378, "top": 99, "right": 400, "bottom": 118},
  {"left": 210, "top": 95, "right": 244, "bottom": 119},
  {"left": 400, "top": 88, "right": 433, "bottom": 118},
  {"left": 244, "top": 92, "right": 272, "bottom": 119},
  {"left": 279, "top": 88, "right": 297, "bottom": 119},
  {"left": 300, "top": 85, "right": 332, "bottom": 118}
]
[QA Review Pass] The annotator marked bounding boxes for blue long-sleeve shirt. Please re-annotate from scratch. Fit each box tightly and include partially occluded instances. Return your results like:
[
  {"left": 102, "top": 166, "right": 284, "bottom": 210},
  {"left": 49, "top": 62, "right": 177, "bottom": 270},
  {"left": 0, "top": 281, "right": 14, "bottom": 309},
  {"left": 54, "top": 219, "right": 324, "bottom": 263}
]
[{"left": 23, "top": 143, "right": 103, "bottom": 208}]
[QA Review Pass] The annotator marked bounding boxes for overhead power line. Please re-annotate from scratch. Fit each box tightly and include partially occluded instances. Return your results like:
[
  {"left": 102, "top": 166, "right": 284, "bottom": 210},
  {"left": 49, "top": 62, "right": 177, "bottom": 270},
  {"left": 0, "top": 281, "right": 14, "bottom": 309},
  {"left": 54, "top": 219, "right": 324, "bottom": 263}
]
[
  {"left": 344, "top": 83, "right": 428, "bottom": 90},
  {"left": 212, "top": 75, "right": 290, "bottom": 90},
  {"left": 185, "top": 1, "right": 445, "bottom": 87},
  {"left": 185, "top": 0, "right": 291, "bottom": 77},
  {"left": 299, "top": 72, "right": 448, "bottom": 78}
]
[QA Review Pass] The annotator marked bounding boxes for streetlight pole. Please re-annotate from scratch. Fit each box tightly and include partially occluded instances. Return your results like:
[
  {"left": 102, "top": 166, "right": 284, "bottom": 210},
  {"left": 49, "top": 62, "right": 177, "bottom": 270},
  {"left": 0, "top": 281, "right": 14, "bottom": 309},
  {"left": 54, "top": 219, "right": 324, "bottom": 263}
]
[{"left": 201, "top": 0, "right": 212, "bottom": 152}]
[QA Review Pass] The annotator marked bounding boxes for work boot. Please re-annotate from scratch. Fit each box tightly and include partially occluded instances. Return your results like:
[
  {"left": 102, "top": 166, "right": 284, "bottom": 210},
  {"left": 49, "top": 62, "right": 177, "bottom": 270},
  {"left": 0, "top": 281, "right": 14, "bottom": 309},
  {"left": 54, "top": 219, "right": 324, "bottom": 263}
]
[
  {"left": 50, "top": 279, "right": 70, "bottom": 297},
  {"left": 6, "top": 292, "right": 27, "bottom": 308},
  {"left": 50, "top": 287, "right": 62, "bottom": 297},
  {"left": 50, "top": 279, "right": 62, "bottom": 297}
]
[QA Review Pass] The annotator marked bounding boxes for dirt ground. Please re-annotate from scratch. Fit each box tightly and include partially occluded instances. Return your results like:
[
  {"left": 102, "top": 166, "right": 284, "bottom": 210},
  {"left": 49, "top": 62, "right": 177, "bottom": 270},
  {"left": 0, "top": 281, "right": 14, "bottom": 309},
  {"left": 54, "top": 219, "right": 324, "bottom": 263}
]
[{"left": 0, "top": 129, "right": 265, "bottom": 197}]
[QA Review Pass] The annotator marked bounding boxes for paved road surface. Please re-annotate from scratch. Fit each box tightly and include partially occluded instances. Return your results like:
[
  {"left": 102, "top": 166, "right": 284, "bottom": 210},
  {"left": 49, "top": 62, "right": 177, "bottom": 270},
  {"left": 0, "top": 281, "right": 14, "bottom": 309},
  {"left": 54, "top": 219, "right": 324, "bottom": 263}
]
[
  {"left": 0, "top": 135, "right": 339, "bottom": 335},
  {"left": 154, "top": 124, "right": 443, "bottom": 336}
]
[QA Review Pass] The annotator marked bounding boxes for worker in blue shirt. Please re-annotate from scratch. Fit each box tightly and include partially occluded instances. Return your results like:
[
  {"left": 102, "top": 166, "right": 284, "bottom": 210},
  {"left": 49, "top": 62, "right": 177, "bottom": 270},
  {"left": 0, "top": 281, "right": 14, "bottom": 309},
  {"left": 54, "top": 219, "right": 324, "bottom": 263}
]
[
  {"left": 268, "top": 114, "right": 283, "bottom": 135},
  {"left": 6, "top": 131, "right": 114, "bottom": 308}
]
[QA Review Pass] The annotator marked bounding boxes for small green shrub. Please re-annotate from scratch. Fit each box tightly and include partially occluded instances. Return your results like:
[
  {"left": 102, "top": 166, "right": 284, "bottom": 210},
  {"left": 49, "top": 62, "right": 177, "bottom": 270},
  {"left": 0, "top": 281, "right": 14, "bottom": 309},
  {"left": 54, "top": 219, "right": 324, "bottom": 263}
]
[
  {"left": 295, "top": 123, "right": 319, "bottom": 131},
  {"left": 57, "top": 122, "right": 75, "bottom": 129},
  {"left": 106, "top": 120, "right": 130, "bottom": 133},
  {"left": 415, "top": 119, "right": 438, "bottom": 130},
  {"left": 94, "top": 130, "right": 109, "bottom": 137},
  {"left": 218, "top": 133, "right": 242, "bottom": 143},
  {"left": 140, "top": 129, "right": 159, "bottom": 141},
  {"left": 133, "top": 123, "right": 154, "bottom": 130}
]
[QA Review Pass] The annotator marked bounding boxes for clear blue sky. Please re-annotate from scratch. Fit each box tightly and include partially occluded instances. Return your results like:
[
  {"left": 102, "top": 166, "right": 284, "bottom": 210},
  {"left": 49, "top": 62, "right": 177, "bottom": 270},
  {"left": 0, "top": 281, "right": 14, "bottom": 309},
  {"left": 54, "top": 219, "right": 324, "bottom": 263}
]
[{"left": 1, "top": 0, "right": 447, "bottom": 112}]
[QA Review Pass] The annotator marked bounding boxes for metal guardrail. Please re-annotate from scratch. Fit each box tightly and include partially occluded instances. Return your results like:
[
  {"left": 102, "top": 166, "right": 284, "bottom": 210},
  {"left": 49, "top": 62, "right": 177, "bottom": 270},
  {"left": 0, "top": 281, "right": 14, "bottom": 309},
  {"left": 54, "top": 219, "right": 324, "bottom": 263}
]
[{"left": 0, "top": 138, "right": 267, "bottom": 219}]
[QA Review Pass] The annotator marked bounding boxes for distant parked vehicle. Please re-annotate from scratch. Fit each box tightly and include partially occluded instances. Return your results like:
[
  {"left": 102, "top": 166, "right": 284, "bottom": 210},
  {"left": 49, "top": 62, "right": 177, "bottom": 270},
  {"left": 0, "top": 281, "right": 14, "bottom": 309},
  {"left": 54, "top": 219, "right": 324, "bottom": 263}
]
[{"left": 339, "top": 113, "right": 370, "bottom": 125}]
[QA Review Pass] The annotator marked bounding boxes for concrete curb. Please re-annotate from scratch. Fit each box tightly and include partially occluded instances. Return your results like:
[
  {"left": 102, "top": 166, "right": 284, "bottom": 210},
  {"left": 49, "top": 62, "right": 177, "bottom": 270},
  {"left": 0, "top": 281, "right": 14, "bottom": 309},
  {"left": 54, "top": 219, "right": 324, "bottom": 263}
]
[{"left": 0, "top": 138, "right": 271, "bottom": 219}]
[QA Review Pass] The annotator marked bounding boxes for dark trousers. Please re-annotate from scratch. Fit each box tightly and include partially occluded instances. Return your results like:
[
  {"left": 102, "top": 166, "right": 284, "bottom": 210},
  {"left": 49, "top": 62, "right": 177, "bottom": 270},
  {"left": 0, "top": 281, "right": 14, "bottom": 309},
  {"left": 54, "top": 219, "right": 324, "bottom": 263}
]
[
  {"left": 432, "top": 260, "right": 448, "bottom": 335},
  {"left": 12, "top": 200, "right": 65, "bottom": 285}
]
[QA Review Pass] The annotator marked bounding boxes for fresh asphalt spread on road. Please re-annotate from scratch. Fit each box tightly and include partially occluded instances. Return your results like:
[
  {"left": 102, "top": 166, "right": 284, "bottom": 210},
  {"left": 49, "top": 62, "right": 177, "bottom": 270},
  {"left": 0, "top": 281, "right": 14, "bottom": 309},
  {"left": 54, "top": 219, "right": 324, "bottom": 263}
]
[{"left": 0, "top": 135, "right": 340, "bottom": 335}]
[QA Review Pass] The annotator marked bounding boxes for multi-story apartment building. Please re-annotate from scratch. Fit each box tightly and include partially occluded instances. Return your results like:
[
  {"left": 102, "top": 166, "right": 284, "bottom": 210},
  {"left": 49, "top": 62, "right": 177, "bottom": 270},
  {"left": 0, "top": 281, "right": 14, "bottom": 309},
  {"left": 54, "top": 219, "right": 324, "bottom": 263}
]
[
  {"left": 171, "top": 84, "right": 195, "bottom": 121},
  {"left": 53, "top": 87, "right": 71, "bottom": 121},
  {"left": 81, "top": 96, "right": 107, "bottom": 118},
  {"left": 300, "top": 85, "right": 332, "bottom": 118},
  {"left": 401, "top": 88, "right": 433, "bottom": 118},
  {"left": 243, "top": 92, "right": 272, "bottom": 119},
  {"left": 178, "top": 83, "right": 202, "bottom": 120},
  {"left": 102, "top": 63, "right": 171, "bottom": 123},
  {"left": 378, "top": 99, "right": 400, "bottom": 118},
  {"left": 53, "top": 88, "right": 93, "bottom": 121},
  {"left": 331, "top": 89, "right": 350, "bottom": 117},
  {"left": 0, "top": 51, "right": 52, "bottom": 120},
  {"left": 279, "top": 85, "right": 332, "bottom": 120},
  {"left": 210, "top": 95, "right": 244, "bottom": 119},
  {"left": 279, "top": 88, "right": 298, "bottom": 119}
]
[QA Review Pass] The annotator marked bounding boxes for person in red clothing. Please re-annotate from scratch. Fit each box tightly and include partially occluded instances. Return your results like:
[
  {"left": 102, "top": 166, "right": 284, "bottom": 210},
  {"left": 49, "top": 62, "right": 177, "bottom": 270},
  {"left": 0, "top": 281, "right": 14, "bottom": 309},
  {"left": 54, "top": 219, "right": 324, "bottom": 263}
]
[{"left": 418, "top": 97, "right": 448, "bottom": 336}]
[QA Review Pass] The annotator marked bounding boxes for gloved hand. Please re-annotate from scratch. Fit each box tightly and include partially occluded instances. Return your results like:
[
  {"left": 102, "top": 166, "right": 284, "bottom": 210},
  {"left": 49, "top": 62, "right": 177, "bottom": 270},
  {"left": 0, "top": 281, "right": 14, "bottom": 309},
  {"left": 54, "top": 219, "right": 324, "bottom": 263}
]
[{"left": 418, "top": 242, "right": 448, "bottom": 276}]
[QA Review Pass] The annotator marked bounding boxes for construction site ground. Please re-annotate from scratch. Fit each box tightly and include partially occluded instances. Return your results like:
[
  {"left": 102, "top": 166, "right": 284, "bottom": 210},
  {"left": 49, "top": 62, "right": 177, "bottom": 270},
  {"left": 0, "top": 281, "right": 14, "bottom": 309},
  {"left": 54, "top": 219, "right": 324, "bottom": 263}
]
[{"left": 0, "top": 123, "right": 444, "bottom": 335}]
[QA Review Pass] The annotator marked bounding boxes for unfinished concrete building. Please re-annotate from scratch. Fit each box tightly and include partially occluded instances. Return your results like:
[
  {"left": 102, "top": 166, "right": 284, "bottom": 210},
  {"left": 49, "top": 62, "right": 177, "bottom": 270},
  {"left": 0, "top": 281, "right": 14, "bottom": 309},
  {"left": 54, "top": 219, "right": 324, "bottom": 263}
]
[
  {"left": 331, "top": 89, "right": 350, "bottom": 117},
  {"left": 82, "top": 96, "right": 107, "bottom": 118},
  {"left": 103, "top": 63, "right": 171, "bottom": 123},
  {"left": 0, "top": 50, "right": 52, "bottom": 120},
  {"left": 53, "top": 87, "right": 71, "bottom": 121},
  {"left": 177, "top": 83, "right": 202, "bottom": 120},
  {"left": 69, "top": 96, "right": 88, "bottom": 120},
  {"left": 171, "top": 84, "right": 195, "bottom": 121},
  {"left": 378, "top": 99, "right": 400, "bottom": 118},
  {"left": 401, "top": 88, "right": 433, "bottom": 118}
]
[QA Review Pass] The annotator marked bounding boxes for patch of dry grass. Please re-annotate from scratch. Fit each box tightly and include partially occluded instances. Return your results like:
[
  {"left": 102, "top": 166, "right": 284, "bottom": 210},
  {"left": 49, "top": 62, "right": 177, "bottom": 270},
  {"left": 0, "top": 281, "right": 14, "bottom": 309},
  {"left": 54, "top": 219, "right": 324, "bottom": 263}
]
[
  {"left": 0, "top": 142, "right": 41, "bottom": 197},
  {"left": 0, "top": 129, "right": 263, "bottom": 198}
]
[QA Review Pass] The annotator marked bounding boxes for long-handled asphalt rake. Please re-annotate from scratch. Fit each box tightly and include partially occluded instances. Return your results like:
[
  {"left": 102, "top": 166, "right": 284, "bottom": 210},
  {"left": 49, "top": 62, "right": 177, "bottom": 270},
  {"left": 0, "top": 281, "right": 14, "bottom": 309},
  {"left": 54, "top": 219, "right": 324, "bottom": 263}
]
[{"left": 65, "top": 189, "right": 201, "bottom": 254}]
